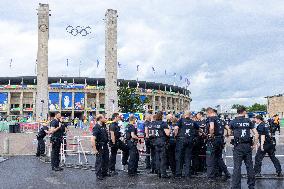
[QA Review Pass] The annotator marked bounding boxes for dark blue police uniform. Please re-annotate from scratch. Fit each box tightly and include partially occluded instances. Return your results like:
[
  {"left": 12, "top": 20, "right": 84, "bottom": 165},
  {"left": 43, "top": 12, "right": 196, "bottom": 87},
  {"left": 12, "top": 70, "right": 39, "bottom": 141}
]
[
  {"left": 230, "top": 116, "right": 255, "bottom": 189},
  {"left": 192, "top": 119, "right": 206, "bottom": 173},
  {"left": 146, "top": 121, "right": 157, "bottom": 173},
  {"left": 144, "top": 120, "right": 152, "bottom": 169},
  {"left": 206, "top": 116, "right": 230, "bottom": 179},
  {"left": 109, "top": 122, "right": 129, "bottom": 171},
  {"left": 167, "top": 121, "right": 176, "bottom": 175},
  {"left": 36, "top": 125, "right": 49, "bottom": 157},
  {"left": 153, "top": 120, "right": 169, "bottom": 177},
  {"left": 254, "top": 122, "right": 282, "bottom": 175},
  {"left": 125, "top": 123, "right": 139, "bottom": 176},
  {"left": 50, "top": 119, "right": 64, "bottom": 170},
  {"left": 93, "top": 123, "right": 109, "bottom": 179},
  {"left": 175, "top": 117, "right": 199, "bottom": 177}
]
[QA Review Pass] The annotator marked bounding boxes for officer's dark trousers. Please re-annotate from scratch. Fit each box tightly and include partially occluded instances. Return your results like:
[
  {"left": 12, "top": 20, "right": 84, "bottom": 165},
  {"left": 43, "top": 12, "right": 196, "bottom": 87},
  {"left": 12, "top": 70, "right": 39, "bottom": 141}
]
[
  {"left": 145, "top": 139, "right": 151, "bottom": 168},
  {"left": 109, "top": 139, "right": 129, "bottom": 171},
  {"left": 254, "top": 143, "right": 282, "bottom": 174},
  {"left": 192, "top": 137, "right": 204, "bottom": 172},
  {"left": 127, "top": 140, "right": 139, "bottom": 174},
  {"left": 167, "top": 141, "right": 176, "bottom": 175},
  {"left": 175, "top": 138, "right": 193, "bottom": 177},
  {"left": 155, "top": 138, "right": 168, "bottom": 176},
  {"left": 51, "top": 141, "right": 61, "bottom": 168},
  {"left": 95, "top": 143, "right": 109, "bottom": 177},
  {"left": 232, "top": 143, "right": 255, "bottom": 189},
  {"left": 149, "top": 139, "right": 156, "bottom": 172},
  {"left": 206, "top": 138, "right": 229, "bottom": 178},
  {"left": 36, "top": 138, "right": 45, "bottom": 156}
]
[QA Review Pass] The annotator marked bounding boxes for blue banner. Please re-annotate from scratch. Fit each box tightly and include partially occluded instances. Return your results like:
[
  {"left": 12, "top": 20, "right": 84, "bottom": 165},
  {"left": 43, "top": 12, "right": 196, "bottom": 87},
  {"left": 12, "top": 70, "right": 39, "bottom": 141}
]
[
  {"left": 62, "top": 92, "right": 73, "bottom": 110},
  {"left": 0, "top": 93, "right": 8, "bottom": 111},
  {"left": 49, "top": 92, "right": 59, "bottom": 111},
  {"left": 74, "top": 93, "right": 85, "bottom": 110}
]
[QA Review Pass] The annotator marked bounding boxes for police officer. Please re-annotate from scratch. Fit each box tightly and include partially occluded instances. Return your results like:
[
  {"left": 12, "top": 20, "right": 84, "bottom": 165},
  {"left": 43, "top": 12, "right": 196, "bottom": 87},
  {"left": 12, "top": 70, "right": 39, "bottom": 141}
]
[
  {"left": 50, "top": 112, "right": 64, "bottom": 171},
  {"left": 175, "top": 111, "right": 199, "bottom": 178},
  {"left": 229, "top": 107, "right": 259, "bottom": 189},
  {"left": 205, "top": 108, "right": 230, "bottom": 180},
  {"left": 145, "top": 114, "right": 157, "bottom": 174},
  {"left": 91, "top": 114, "right": 109, "bottom": 180},
  {"left": 109, "top": 113, "right": 129, "bottom": 174},
  {"left": 36, "top": 121, "right": 49, "bottom": 157},
  {"left": 125, "top": 115, "right": 139, "bottom": 176},
  {"left": 254, "top": 115, "right": 282, "bottom": 177},
  {"left": 166, "top": 114, "right": 176, "bottom": 176},
  {"left": 193, "top": 112, "right": 207, "bottom": 173},
  {"left": 144, "top": 114, "right": 152, "bottom": 169},
  {"left": 153, "top": 111, "right": 170, "bottom": 178}
]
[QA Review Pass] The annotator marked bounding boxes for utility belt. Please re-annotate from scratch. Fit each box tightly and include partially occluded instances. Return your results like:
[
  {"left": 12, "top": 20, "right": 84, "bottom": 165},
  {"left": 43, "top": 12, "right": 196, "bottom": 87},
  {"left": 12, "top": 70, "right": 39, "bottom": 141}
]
[{"left": 230, "top": 137, "right": 253, "bottom": 146}]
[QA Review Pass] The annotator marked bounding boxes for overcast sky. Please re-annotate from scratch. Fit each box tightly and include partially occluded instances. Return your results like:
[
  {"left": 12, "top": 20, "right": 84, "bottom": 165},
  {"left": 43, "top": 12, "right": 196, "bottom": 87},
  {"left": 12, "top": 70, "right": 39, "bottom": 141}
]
[{"left": 0, "top": 0, "right": 284, "bottom": 111}]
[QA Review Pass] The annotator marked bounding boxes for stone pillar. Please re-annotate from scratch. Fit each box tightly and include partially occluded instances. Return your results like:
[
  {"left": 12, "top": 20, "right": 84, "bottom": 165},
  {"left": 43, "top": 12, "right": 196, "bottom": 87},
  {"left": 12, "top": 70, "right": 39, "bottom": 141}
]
[
  {"left": 105, "top": 9, "right": 118, "bottom": 118},
  {"left": 20, "top": 92, "right": 23, "bottom": 115},
  {"left": 159, "top": 96, "right": 162, "bottom": 111},
  {"left": 59, "top": 92, "right": 62, "bottom": 113},
  {"left": 96, "top": 92, "right": 100, "bottom": 115},
  {"left": 152, "top": 95, "right": 156, "bottom": 113},
  {"left": 84, "top": 92, "right": 88, "bottom": 116},
  {"left": 170, "top": 97, "right": 173, "bottom": 113},
  {"left": 71, "top": 92, "right": 75, "bottom": 119},
  {"left": 7, "top": 92, "right": 11, "bottom": 116},
  {"left": 165, "top": 97, "right": 168, "bottom": 112},
  {"left": 33, "top": 92, "right": 36, "bottom": 119},
  {"left": 36, "top": 3, "right": 50, "bottom": 121}
]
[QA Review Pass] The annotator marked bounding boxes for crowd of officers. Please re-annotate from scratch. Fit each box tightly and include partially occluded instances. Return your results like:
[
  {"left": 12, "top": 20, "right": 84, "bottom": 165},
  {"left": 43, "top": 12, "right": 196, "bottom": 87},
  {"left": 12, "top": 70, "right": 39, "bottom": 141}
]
[{"left": 38, "top": 108, "right": 282, "bottom": 189}]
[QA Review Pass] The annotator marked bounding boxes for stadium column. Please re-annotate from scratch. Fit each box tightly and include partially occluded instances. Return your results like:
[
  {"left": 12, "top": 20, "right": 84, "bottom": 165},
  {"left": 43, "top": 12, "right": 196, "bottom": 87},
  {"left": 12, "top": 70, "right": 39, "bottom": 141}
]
[
  {"left": 165, "top": 97, "right": 168, "bottom": 112},
  {"left": 159, "top": 96, "right": 162, "bottom": 111},
  {"left": 71, "top": 92, "right": 75, "bottom": 119},
  {"left": 36, "top": 3, "right": 50, "bottom": 121},
  {"left": 32, "top": 92, "right": 36, "bottom": 119},
  {"left": 174, "top": 98, "right": 178, "bottom": 113},
  {"left": 59, "top": 92, "right": 62, "bottom": 113},
  {"left": 7, "top": 92, "right": 11, "bottom": 117},
  {"left": 105, "top": 9, "right": 118, "bottom": 118},
  {"left": 84, "top": 92, "right": 87, "bottom": 117},
  {"left": 152, "top": 95, "right": 156, "bottom": 113},
  {"left": 96, "top": 92, "right": 100, "bottom": 115},
  {"left": 20, "top": 92, "right": 23, "bottom": 115},
  {"left": 169, "top": 97, "right": 173, "bottom": 113}
]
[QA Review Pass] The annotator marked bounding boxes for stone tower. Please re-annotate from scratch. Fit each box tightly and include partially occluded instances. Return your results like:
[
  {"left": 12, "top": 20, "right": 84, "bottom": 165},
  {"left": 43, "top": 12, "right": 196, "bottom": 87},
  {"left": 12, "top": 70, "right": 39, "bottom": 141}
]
[
  {"left": 105, "top": 9, "right": 118, "bottom": 118},
  {"left": 36, "top": 3, "right": 49, "bottom": 121}
]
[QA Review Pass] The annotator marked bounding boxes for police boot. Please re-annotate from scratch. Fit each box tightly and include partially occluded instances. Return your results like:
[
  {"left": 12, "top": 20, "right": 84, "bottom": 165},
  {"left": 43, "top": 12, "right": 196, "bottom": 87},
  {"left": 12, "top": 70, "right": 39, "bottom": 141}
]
[{"left": 277, "top": 172, "right": 283, "bottom": 177}]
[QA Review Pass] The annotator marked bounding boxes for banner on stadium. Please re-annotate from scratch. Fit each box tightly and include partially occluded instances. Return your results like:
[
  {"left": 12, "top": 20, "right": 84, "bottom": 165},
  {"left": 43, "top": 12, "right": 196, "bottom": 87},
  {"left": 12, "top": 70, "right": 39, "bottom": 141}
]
[
  {"left": 62, "top": 92, "right": 73, "bottom": 110},
  {"left": 0, "top": 93, "right": 8, "bottom": 111},
  {"left": 74, "top": 92, "right": 84, "bottom": 110},
  {"left": 49, "top": 92, "right": 60, "bottom": 111}
]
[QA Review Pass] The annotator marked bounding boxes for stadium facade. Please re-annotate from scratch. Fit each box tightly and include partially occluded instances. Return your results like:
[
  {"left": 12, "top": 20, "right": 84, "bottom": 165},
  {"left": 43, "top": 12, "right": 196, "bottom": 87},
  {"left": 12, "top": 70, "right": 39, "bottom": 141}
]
[{"left": 0, "top": 76, "right": 191, "bottom": 119}]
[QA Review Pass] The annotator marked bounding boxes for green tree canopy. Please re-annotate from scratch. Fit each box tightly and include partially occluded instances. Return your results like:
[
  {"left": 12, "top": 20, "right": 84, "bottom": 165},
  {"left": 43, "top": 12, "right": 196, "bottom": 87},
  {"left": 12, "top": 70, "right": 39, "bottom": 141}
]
[
  {"left": 118, "top": 83, "right": 149, "bottom": 113},
  {"left": 231, "top": 103, "right": 267, "bottom": 112}
]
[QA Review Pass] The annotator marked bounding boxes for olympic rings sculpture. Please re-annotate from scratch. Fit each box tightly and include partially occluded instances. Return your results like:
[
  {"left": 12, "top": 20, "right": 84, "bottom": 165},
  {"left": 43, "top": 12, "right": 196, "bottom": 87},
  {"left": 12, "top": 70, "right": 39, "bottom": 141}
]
[{"left": 66, "top": 25, "right": 92, "bottom": 36}]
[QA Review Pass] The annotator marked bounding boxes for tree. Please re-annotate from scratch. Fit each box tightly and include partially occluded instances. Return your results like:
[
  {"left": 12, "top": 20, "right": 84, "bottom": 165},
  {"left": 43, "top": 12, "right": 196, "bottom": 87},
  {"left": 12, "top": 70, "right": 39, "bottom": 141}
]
[
  {"left": 231, "top": 104, "right": 246, "bottom": 110},
  {"left": 118, "top": 83, "right": 149, "bottom": 113},
  {"left": 247, "top": 103, "right": 267, "bottom": 112}
]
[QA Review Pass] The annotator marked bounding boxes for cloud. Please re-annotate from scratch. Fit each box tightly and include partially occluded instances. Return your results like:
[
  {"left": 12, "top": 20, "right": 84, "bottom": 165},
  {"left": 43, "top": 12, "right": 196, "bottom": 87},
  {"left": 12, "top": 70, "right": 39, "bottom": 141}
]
[{"left": 0, "top": 0, "right": 284, "bottom": 111}]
